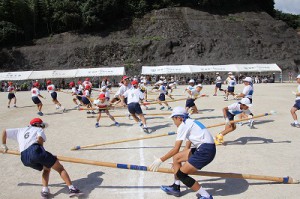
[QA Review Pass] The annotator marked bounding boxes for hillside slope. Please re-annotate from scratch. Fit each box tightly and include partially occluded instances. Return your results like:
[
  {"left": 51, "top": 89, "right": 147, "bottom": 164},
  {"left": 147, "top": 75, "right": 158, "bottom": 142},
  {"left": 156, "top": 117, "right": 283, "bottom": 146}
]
[{"left": 1, "top": 7, "right": 299, "bottom": 74}]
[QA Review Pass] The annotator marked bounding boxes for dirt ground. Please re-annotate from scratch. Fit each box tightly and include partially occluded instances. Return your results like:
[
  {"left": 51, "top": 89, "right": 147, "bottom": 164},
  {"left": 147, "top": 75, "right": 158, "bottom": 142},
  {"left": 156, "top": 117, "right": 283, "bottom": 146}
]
[{"left": 0, "top": 83, "right": 299, "bottom": 199}]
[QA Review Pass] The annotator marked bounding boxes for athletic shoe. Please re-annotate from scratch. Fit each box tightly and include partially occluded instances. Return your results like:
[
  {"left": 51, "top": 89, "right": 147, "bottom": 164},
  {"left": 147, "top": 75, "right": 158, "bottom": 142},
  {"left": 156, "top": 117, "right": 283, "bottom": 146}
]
[
  {"left": 87, "top": 111, "right": 91, "bottom": 114},
  {"left": 37, "top": 112, "right": 43, "bottom": 116},
  {"left": 69, "top": 187, "right": 84, "bottom": 198},
  {"left": 196, "top": 193, "right": 213, "bottom": 199},
  {"left": 95, "top": 123, "right": 100, "bottom": 128},
  {"left": 62, "top": 108, "right": 66, "bottom": 112},
  {"left": 143, "top": 127, "right": 150, "bottom": 134},
  {"left": 7, "top": 106, "right": 10, "bottom": 108},
  {"left": 167, "top": 107, "right": 172, "bottom": 111},
  {"left": 160, "top": 184, "right": 180, "bottom": 197},
  {"left": 224, "top": 98, "right": 228, "bottom": 101},
  {"left": 291, "top": 123, "right": 300, "bottom": 128},
  {"left": 236, "top": 122, "right": 243, "bottom": 126},
  {"left": 138, "top": 121, "right": 143, "bottom": 127},
  {"left": 13, "top": 105, "right": 17, "bottom": 108},
  {"left": 214, "top": 134, "right": 224, "bottom": 145},
  {"left": 213, "top": 94, "right": 217, "bottom": 96},
  {"left": 91, "top": 111, "right": 96, "bottom": 114},
  {"left": 41, "top": 191, "right": 49, "bottom": 199},
  {"left": 115, "top": 122, "right": 120, "bottom": 127},
  {"left": 160, "top": 106, "right": 165, "bottom": 110}
]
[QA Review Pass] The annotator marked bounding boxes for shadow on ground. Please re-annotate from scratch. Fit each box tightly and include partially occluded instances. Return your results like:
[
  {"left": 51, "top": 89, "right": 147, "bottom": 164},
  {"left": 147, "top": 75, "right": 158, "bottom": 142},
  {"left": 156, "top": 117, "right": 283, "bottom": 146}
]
[{"left": 224, "top": 136, "right": 291, "bottom": 146}]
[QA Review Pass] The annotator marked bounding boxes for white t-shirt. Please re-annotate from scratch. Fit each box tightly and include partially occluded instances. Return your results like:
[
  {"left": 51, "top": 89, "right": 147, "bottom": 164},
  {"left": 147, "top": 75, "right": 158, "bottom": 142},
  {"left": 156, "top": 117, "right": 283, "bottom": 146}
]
[
  {"left": 47, "top": 84, "right": 56, "bottom": 93},
  {"left": 7, "top": 86, "right": 15, "bottom": 93},
  {"left": 215, "top": 76, "right": 222, "bottom": 84},
  {"left": 159, "top": 85, "right": 167, "bottom": 94},
  {"left": 228, "top": 79, "right": 236, "bottom": 87},
  {"left": 228, "top": 102, "right": 251, "bottom": 115},
  {"left": 123, "top": 88, "right": 144, "bottom": 104},
  {"left": 94, "top": 99, "right": 109, "bottom": 108},
  {"left": 296, "top": 85, "right": 300, "bottom": 101},
  {"left": 71, "top": 87, "right": 77, "bottom": 94},
  {"left": 115, "top": 84, "right": 132, "bottom": 98},
  {"left": 31, "top": 88, "right": 40, "bottom": 97},
  {"left": 188, "top": 89, "right": 200, "bottom": 99},
  {"left": 176, "top": 118, "right": 214, "bottom": 148},
  {"left": 6, "top": 126, "right": 46, "bottom": 152},
  {"left": 78, "top": 85, "right": 83, "bottom": 92},
  {"left": 242, "top": 85, "right": 254, "bottom": 99},
  {"left": 186, "top": 85, "right": 194, "bottom": 91},
  {"left": 83, "top": 90, "right": 90, "bottom": 97}
]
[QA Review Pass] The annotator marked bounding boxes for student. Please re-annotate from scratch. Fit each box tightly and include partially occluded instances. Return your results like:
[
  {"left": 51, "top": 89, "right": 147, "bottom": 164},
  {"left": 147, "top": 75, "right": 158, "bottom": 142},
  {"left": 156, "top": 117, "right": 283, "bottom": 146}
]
[
  {"left": 224, "top": 75, "right": 236, "bottom": 101},
  {"left": 7, "top": 81, "right": 17, "bottom": 108},
  {"left": 213, "top": 72, "right": 225, "bottom": 96},
  {"left": 31, "top": 82, "right": 45, "bottom": 116},
  {"left": 149, "top": 107, "right": 215, "bottom": 199},
  {"left": 185, "top": 84, "right": 203, "bottom": 114},
  {"left": 215, "top": 98, "right": 253, "bottom": 145},
  {"left": 46, "top": 80, "right": 65, "bottom": 112},
  {"left": 94, "top": 93, "right": 119, "bottom": 128},
  {"left": 1, "top": 118, "right": 83, "bottom": 198},
  {"left": 156, "top": 81, "right": 172, "bottom": 111},
  {"left": 290, "top": 74, "right": 300, "bottom": 128}
]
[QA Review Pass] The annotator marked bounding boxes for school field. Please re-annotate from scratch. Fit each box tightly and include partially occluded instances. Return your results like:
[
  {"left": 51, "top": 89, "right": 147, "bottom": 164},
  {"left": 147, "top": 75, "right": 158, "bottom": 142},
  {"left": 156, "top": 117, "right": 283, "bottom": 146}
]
[{"left": 0, "top": 83, "right": 299, "bottom": 199}]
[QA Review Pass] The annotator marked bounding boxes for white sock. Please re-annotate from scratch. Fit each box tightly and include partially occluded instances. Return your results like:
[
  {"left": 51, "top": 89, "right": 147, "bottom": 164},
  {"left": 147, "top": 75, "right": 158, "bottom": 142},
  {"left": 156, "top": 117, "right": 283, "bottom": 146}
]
[
  {"left": 143, "top": 124, "right": 147, "bottom": 128},
  {"left": 174, "top": 180, "right": 180, "bottom": 185},
  {"left": 197, "top": 187, "right": 210, "bottom": 198},
  {"left": 294, "top": 120, "right": 299, "bottom": 124},
  {"left": 68, "top": 185, "right": 75, "bottom": 190},
  {"left": 42, "top": 187, "right": 49, "bottom": 193}
]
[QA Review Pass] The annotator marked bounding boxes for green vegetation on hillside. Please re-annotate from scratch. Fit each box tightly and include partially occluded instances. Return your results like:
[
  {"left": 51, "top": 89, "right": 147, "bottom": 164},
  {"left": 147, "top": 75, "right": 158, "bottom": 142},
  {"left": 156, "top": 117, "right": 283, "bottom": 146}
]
[
  {"left": 0, "top": 0, "right": 275, "bottom": 46},
  {"left": 275, "top": 10, "right": 300, "bottom": 30}
]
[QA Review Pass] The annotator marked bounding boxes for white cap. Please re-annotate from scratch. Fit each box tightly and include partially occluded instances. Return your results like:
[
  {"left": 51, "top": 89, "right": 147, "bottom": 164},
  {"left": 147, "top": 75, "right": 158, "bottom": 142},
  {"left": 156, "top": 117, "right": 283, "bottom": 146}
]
[
  {"left": 169, "top": 107, "right": 187, "bottom": 118},
  {"left": 240, "top": 98, "right": 252, "bottom": 107},
  {"left": 189, "top": 79, "right": 195, "bottom": 83},
  {"left": 243, "top": 77, "right": 252, "bottom": 83},
  {"left": 230, "top": 75, "right": 235, "bottom": 79},
  {"left": 216, "top": 72, "right": 219, "bottom": 75},
  {"left": 228, "top": 72, "right": 233, "bottom": 75},
  {"left": 196, "top": 84, "right": 203, "bottom": 88},
  {"left": 297, "top": 74, "right": 300, "bottom": 79}
]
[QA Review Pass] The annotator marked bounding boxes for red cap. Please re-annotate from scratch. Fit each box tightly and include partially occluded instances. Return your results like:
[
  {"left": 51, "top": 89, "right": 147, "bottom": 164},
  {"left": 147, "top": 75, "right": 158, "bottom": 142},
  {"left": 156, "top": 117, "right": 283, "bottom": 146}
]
[
  {"left": 30, "top": 118, "right": 43, "bottom": 126},
  {"left": 131, "top": 80, "right": 138, "bottom": 85},
  {"left": 85, "top": 77, "right": 90, "bottom": 81},
  {"left": 77, "top": 81, "right": 82, "bottom": 85},
  {"left": 46, "top": 80, "right": 51, "bottom": 85},
  {"left": 98, "top": 93, "right": 106, "bottom": 99},
  {"left": 34, "top": 82, "right": 39, "bottom": 87},
  {"left": 122, "top": 76, "right": 129, "bottom": 81},
  {"left": 8, "top": 81, "right": 13, "bottom": 85},
  {"left": 69, "top": 82, "right": 75, "bottom": 87},
  {"left": 85, "top": 84, "right": 91, "bottom": 89}
]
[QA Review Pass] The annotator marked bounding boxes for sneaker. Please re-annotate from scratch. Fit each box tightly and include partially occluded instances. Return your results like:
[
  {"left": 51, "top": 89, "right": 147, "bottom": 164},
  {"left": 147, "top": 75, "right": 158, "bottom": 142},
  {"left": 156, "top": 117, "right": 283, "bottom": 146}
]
[
  {"left": 7, "top": 106, "right": 10, "bottom": 108},
  {"left": 69, "top": 187, "right": 84, "bottom": 198},
  {"left": 224, "top": 98, "right": 228, "bottom": 101},
  {"left": 236, "top": 122, "right": 243, "bottom": 126},
  {"left": 143, "top": 127, "right": 150, "bottom": 134},
  {"left": 167, "top": 107, "right": 172, "bottom": 111},
  {"left": 291, "top": 123, "right": 300, "bottom": 128},
  {"left": 196, "top": 193, "right": 213, "bottom": 199},
  {"left": 115, "top": 122, "right": 120, "bottom": 127},
  {"left": 248, "top": 120, "right": 254, "bottom": 128},
  {"left": 160, "top": 106, "right": 165, "bottom": 110},
  {"left": 62, "top": 108, "right": 66, "bottom": 112},
  {"left": 214, "top": 134, "right": 224, "bottom": 145},
  {"left": 87, "top": 111, "right": 91, "bottom": 114},
  {"left": 160, "top": 184, "right": 180, "bottom": 197},
  {"left": 213, "top": 94, "right": 217, "bottom": 96},
  {"left": 95, "top": 123, "right": 100, "bottom": 128},
  {"left": 13, "top": 105, "right": 17, "bottom": 108},
  {"left": 91, "top": 111, "right": 96, "bottom": 114},
  {"left": 138, "top": 121, "right": 143, "bottom": 127},
  {"left": 37, "top": 112, "right": 43, "bottom": 116},
  {"left": 41, "top": 191, "right": 50, "bottom": 199}
]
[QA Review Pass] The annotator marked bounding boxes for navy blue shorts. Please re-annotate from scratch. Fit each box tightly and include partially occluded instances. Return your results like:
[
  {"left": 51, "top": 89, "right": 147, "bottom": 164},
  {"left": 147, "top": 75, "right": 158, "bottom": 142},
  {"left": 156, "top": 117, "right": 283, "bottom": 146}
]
[
  {"left": 50, "top": 92, "right": 57, "bottom": 100},
  {"left": 226, "top": 110, "right": 235, "bottom": 121},
  {"left": 20, "top": 144, "right": 57, "bottom": 171},
  {"left": 188, "top": 143, "right": 216, "bottom": 170},
  {"left": 248, "top": 98, "right": 252, "bottom": 103},
  {"left": 82, "top": 97, "right": 90, "bottom": 105},
  {"left": 293, "top": 100, "right": 300, "bottom": 110},
  {"left": 227, "top": 87, "right": 234, "bottom": 93},
  {"left": 76, "top": 95, "right": 82, "bottom": 101},
  {"left": 159, "top": 93, "right": 165, "bottom": 101},
  {"left": 216, "top": 83, "right": 222, "bottom": 88},
  {"left": 124, "top": 98, "right": 128, "bottom": 105},
  {"left": 32, "top": 96, "right": 41, "bottom": 104},
  {"left": 8, "top": 93, "right": 15, "bottom": 100},
  {"left": 128, "top": 102, "right": 143, "bottom": 115},
  {"left": 186, "top": 99, "right": 195, "bottom": 108}
]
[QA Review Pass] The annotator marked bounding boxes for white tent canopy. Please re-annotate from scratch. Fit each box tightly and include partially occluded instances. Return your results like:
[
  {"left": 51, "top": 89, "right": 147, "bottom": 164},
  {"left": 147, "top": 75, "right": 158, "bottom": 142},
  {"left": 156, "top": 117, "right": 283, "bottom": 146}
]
[
  {"left": 142, "top": 64, "right": 282, "bottom": 75},
  {"left": 0, "top": 71, "right": 33, "bottom": 81},
  {"left": 28, "top": 69, "right": 78, "bottom": 80},
  {"left": 0, "top": 67, "right": 125, "bottom": 81},
  {"left": 75, "top": 67, "right": 125, "bottom": 77}
]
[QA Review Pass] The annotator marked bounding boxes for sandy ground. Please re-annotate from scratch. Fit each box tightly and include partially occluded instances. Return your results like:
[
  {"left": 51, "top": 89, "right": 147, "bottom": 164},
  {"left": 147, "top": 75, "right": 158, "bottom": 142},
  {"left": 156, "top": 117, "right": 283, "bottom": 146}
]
[{"left": 0, "top": 83, "right": 299, "bottom": 199}]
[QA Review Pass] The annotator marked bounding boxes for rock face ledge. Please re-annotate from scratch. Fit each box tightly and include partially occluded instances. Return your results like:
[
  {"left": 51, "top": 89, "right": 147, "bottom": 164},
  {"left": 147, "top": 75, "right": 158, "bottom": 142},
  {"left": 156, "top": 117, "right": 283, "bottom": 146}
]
[{"left": 1, "top": 7, "right": 299, "bottom": 74}]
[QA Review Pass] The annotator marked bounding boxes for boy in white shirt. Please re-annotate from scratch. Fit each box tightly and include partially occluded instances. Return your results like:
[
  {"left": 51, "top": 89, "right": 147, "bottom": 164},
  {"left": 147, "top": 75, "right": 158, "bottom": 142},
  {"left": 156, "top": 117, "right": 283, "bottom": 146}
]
[
  {"left": 31, "top": 82, "right": 45, "bottom": 116},
  {"left": 290, "top": 74, "right": 300, "bottom": 128},
  {"left": 7, "top": 81, "right": 17, "bottom": 108},
  {"left": 46, "top": 80, "right": 65, "bottom": 112}
]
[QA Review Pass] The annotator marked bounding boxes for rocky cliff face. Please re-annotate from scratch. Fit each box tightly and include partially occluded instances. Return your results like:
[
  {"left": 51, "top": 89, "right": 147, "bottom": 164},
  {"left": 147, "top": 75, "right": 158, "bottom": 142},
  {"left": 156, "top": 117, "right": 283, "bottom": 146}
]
[{"left": 1, "top": 7, "right": 300, "bottom": 75}]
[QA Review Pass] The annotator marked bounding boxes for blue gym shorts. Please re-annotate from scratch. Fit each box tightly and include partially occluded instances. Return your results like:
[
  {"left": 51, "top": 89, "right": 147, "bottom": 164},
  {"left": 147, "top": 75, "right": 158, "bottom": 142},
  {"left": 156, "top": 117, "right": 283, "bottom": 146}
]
[
  {"left": 293, "top": 100, "right": 300, "bottom": 110},
  {"left": 186, "top": 99, "right": 195, "bottom": 108},
  {"left": 216, "top": 83, "right": 222, "bottom": 88},
  {"left": 227, "top": 86, "right": 234, "bottom": 93},
  {"left": 188, "top": 143, "right": 216, "bottom": 170},
  {"left": 50, "top": 92, "right": 57, "bottom": 100},
  {"left": 159, "top": 93, "right": 165, "bottom": 101},
  {"left": 128, "top": 102, "right": 143, "bottom": 115},
  {"left": 82, "top": 97, "right": 90, "bottom": 105},
  {"left": 226, "top": 110, "right": 235, "bottom": 121},
  {"left": 8, "top": 93, "right": 15, "bottom": 100},
  {"left": 21, "top": 144, "right": 57, "bottom": 171},
  {"left": 32, "top": 96, "right": 41, "bottom": 104}
]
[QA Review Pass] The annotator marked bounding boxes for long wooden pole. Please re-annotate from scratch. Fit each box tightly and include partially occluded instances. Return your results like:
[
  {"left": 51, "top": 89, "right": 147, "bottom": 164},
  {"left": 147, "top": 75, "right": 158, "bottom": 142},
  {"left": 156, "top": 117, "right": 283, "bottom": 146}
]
[
  {"left": 71, "top": 132, "right": 176, "bottom": 150},
  {"left": 2, "top": 150, "right": 298, "bottom": 184}
]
